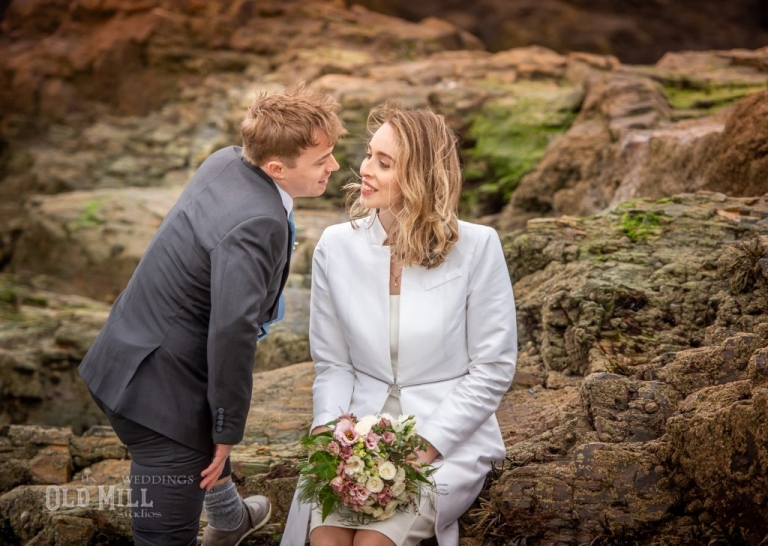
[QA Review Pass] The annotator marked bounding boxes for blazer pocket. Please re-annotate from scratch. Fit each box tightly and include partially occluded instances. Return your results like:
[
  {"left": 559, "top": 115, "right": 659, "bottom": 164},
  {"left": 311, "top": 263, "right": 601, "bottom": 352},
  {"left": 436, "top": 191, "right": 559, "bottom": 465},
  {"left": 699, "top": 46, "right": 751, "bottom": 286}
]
[{"left": 423, "top": 268, "right": 463, "bottom": 290}]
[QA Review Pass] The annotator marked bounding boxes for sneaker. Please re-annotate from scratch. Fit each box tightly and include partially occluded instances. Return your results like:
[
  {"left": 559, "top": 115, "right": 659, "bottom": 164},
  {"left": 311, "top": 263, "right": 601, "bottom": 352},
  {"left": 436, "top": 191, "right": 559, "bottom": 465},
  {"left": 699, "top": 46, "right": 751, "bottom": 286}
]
[{"left": 202, "top": 495, "right": 272, "bottom": 546}]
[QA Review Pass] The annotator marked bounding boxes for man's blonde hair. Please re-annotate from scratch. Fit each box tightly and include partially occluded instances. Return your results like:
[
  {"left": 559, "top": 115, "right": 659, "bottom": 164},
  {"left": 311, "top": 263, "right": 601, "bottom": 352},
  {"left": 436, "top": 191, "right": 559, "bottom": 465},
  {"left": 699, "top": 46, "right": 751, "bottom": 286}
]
[
  {"left": 346, "top": 104, "right": 462, "bottom": 269},
  {"left": 241, "top": 83, "right": 346, "bottom": 167}
]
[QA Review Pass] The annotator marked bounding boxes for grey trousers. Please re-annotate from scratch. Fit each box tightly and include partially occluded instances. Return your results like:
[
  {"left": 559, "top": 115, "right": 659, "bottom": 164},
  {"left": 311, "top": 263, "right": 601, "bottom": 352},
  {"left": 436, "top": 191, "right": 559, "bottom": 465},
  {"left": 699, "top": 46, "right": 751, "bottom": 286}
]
[{"left": 92, "top": 393, "right": 231, "bottom": 546}]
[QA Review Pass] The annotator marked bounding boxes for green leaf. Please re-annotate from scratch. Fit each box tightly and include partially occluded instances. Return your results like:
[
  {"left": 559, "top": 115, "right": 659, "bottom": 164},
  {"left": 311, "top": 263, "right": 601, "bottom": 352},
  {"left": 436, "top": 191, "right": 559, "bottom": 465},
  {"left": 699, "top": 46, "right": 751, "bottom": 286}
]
[
  {"left": 313, "top": 461, "right": 339, "bottom": 481},
  {"left": 322, "top": 494, "right": 336, "bottom": 521},
  {"left": 309, "top": 450, "right": 335, "bottom": 464}
]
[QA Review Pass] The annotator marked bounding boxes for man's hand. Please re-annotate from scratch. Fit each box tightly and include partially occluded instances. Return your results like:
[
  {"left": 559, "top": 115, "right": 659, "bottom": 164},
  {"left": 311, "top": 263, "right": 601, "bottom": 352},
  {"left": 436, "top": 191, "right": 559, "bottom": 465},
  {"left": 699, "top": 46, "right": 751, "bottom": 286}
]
[{"left": 200, "top": 443, "right": 233, "bottom": 490}]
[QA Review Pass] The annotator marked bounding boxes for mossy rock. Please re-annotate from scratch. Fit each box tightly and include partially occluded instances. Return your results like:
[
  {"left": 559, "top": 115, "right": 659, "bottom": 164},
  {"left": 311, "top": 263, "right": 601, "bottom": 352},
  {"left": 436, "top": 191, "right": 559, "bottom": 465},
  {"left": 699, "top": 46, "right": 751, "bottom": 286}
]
[
  {"left": 462, "top": 81, "right": 582, "bottom": 216},
  {"left": 618, "top": 210, "right": 666, "bottom": 242},
  {"left": 662, "top": 82, "right": 768, "bottom": 119}
]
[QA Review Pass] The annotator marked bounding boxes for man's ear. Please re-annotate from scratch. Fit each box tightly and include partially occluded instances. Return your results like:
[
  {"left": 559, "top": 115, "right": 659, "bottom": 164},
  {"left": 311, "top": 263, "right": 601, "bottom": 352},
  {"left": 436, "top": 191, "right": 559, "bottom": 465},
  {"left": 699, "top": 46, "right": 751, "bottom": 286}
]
[{"left": 262, "top": 159, "right": 285, "bottom": 180}]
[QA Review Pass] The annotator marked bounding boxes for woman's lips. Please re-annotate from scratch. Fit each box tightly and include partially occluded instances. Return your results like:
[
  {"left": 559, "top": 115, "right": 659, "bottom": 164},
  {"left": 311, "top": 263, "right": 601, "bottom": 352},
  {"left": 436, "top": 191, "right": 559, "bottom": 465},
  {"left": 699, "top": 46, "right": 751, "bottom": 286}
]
[{"left": 361, "top": 182, "right": 377, "bottom": 196}]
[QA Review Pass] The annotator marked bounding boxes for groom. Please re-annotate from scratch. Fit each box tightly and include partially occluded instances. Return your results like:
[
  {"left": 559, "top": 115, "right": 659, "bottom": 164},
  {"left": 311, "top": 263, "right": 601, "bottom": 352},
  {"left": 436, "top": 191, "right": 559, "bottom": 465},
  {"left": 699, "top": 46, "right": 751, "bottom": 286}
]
[{"left": 79, "top": 84, "right": 345, "bottom": 545}]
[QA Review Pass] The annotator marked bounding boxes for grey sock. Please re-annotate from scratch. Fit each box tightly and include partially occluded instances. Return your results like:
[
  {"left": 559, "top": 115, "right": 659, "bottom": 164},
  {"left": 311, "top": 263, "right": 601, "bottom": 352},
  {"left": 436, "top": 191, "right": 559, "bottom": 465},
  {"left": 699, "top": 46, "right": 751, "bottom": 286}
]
[{"left": 204, "top": 480, "right": 244, "bottom": 530}]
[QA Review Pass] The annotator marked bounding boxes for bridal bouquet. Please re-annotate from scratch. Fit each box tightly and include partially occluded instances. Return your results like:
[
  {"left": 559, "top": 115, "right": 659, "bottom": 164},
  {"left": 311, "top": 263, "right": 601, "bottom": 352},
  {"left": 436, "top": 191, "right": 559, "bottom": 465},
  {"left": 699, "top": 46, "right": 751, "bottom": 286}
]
[{"left": 297, "top": 412, "right": 437, "bottom": 524}]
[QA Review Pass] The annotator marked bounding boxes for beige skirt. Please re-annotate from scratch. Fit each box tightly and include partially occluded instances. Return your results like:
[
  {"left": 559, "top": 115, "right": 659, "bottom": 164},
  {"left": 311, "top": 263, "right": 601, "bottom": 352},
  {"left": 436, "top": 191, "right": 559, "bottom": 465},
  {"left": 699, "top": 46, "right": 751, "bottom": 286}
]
[{"left": 309, "top": 395, "right": 436, "bottom": 546}]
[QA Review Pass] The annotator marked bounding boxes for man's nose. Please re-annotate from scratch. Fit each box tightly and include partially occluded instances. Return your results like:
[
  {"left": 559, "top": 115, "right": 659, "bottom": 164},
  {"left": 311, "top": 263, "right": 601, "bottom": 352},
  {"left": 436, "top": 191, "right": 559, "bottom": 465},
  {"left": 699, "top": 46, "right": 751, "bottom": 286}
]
[{"left": 328, "top": 155, "right": 340, "bottom": 172}]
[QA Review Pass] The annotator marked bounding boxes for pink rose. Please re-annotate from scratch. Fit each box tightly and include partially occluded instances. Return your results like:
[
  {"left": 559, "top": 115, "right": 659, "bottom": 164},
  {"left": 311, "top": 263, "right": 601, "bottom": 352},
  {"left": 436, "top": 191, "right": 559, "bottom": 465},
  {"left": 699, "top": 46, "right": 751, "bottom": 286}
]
[
  {"left": 348, "top": 483, "right": 370, "bottom": 505},
  {"left": 377, "top": 488, "right": 393, "bottom": 506},
  {"left": 340, "top": 446, "right": 353, "bottom": 460},
  {"left": 365, "top": 432, "right": 381, "bottom": 450},
  {"left": 381, "top": 431, "right": 396, "bottom": 444},
  {"left": 330, "top": 476, "right": 344, "bottom": 492},
  {"left": 333, "top": 418, "right": 360, "bottom": 446},
  {"left": 328, "top": 441, "right": 340, "bottom": 455},
  {"left": 379, "top": 417, "right": 391, "bottom": 428}
]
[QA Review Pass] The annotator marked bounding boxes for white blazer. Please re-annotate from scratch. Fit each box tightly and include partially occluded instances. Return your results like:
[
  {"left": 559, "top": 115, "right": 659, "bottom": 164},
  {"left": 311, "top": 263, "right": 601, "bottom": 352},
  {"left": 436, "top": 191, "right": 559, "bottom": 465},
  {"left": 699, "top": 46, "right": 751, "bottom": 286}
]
[{"left": 281, "top": 215, "right": 518, "bottom": 546}]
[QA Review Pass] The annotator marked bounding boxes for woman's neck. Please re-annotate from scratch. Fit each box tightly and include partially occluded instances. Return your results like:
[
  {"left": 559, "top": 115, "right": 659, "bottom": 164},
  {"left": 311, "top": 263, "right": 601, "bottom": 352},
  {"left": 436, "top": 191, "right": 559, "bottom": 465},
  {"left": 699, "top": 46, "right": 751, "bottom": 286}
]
[{"left": 377, "top": 209, "right": 398, "bottom": 236}]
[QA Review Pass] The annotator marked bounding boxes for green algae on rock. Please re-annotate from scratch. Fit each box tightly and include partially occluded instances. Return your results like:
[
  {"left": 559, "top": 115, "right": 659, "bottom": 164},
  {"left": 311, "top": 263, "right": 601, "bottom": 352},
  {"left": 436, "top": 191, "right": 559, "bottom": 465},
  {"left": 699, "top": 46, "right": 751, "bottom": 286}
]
[{"left": 463, "top": 81, "right": 582, "bottom": 216}]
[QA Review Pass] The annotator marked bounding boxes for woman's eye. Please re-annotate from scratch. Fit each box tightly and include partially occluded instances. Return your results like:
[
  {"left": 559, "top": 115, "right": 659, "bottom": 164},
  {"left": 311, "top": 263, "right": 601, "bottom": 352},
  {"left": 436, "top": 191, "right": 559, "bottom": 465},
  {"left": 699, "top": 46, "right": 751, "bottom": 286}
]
[
  {"left": 380, "top": 162, "right": 390, "bottom": 169},
  {"left": 364, "top": 152, "right": 372, "bottom": 159}
]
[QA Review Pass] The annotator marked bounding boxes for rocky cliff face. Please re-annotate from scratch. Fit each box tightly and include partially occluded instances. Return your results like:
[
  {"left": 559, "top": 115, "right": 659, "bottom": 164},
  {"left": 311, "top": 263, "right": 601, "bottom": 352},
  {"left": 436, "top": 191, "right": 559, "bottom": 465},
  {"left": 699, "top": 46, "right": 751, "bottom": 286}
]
[{"left": 2, "top": 1, "right": 768, "bottom": 544}]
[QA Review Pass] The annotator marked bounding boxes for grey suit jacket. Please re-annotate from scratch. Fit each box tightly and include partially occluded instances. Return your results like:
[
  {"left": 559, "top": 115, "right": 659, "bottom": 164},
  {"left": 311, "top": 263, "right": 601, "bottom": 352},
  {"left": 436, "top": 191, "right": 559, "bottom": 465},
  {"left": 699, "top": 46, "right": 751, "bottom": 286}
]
[{"left": 79, "top": 146, "right": 291, "bottom": 454}]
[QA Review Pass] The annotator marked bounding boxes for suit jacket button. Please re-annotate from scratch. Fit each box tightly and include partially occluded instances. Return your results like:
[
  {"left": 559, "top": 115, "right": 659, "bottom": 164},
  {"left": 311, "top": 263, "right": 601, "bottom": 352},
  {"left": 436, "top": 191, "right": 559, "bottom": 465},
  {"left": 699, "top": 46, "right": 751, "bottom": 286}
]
[
  {"left": 217, "top": 418, "right": 224, "bottom": 425},
  {"left": 217, "top": 408, "right": 225, "bottom": 414},
  {"left": 215, "top": 426, "right": 223, "bottom": 432}
]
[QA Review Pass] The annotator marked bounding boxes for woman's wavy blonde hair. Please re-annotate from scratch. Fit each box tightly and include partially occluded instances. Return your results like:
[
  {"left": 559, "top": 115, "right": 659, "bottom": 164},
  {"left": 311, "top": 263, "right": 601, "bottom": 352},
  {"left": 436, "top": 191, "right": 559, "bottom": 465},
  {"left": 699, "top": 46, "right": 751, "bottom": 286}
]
[{"left": 346, "top": 103, "right": 462, "bottom": 269}]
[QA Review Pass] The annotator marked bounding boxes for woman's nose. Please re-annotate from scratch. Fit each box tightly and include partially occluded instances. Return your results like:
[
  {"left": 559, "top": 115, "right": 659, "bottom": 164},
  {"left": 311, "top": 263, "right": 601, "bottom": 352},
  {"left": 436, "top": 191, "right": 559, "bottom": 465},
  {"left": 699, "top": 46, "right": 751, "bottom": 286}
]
[{"left": 360, "top": 158, "right": 371, "bottom": 178}]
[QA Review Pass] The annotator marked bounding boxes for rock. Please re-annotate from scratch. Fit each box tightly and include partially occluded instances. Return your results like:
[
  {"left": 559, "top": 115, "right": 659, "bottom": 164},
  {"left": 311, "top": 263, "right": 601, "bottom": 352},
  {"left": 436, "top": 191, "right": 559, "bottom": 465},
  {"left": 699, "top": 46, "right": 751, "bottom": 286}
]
[
  {"left": 508, "top": 193, "right": 768, "bottom": 377},
  {"left": 10, "top": 186, "right": 184, "bottom": 302},
  {"left": 580, "top": 373, "right": 682, "bottom": 443},
  {"left": 0, "top": 275, "right": 112, "bottom": 434},
  {"left": 666, "top": 381, "right": 768, "bottom": 542},
  {"left": 0, "top": 0, "right": 480, "bottom": 122},
  {"left": 702, "top": 90, "right": 768, "bottom": 198},
  {"left": 639, "top": 331, "right": 767, "bottom": 397},
  {"left": 29, "top": 444, "right": 72, "bottom": 485},
  {"left": 352, "top": 0, "right": 768, "bottom": 64},
  {"left": 0, "top": 484, "right": 132, "bottom": 543},
  {"left": 0, "top": 425, "right": 73, "bottom": 492},
  {"left": 499, "top": 60, "right": 768, "bottom": 231},
  {"left": 69, "top": 427, "right": 128, "bottom": 471}
]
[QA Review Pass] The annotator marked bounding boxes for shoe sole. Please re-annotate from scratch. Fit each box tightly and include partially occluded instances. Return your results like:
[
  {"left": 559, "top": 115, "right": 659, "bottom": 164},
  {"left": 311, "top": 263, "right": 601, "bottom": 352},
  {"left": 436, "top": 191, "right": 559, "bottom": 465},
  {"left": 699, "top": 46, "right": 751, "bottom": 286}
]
[{"left": 233, "top": 503, "right": 272, "bottom": 546}]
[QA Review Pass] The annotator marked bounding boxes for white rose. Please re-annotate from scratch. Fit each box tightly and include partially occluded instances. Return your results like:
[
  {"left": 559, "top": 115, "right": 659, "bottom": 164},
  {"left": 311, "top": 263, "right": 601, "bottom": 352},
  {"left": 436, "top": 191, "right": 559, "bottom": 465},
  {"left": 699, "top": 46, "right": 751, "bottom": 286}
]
[
  {"left": 379, "top": 499, "right": 399, "bottom": 520},
  {"left": 366, "top": 476, "right": 384, "bottom": 493},
  {"left": 378, "top": 461, "right": 397, "bottom": 481},
  {"left": 354, "top": 415, "right": 378, "bottom": 436},
  {"left": 391, "top": 480, "right": 406, "bottom": 497},
  {"left": 371, "top": 507, "right": 384, "bottom": 519},
  {"left": 395, "top": 467, "right": 406, "bottom": 483},
  {"left": 391, "top": 414, "right": 408, "bottom": 432},
  {"left": 344, "top": 456, "right": 363, "bottom": 476}
]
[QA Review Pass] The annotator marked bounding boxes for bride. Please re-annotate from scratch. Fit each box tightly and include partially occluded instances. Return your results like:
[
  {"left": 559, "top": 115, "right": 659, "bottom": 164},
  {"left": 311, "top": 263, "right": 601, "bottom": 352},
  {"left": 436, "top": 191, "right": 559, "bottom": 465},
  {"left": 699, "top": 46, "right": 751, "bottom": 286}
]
[{"left": 281, "top": 104, "right": 518, "bottom": 546}]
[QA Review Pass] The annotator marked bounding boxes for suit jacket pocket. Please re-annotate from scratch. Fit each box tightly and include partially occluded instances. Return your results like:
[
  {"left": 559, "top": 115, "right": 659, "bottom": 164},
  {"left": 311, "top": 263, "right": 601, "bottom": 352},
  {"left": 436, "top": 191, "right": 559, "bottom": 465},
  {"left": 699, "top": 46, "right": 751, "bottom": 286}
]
[{"left": 423, "top": 268, "right": 463, "bottom": 291}]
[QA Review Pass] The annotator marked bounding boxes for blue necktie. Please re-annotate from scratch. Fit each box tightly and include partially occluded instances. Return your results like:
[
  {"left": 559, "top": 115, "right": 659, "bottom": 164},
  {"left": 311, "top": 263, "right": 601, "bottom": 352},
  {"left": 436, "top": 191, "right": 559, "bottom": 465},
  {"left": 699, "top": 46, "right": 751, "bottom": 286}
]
[{"left": 258, "top": 210, "right": 294, "bottom": 341}]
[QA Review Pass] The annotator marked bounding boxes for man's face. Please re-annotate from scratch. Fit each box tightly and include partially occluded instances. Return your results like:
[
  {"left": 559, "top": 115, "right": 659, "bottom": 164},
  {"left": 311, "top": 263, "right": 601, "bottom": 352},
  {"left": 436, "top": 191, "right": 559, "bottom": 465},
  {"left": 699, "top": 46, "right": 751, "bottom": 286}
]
[{"left": 271, "top": 135, "right": 340, "bottom": 198}]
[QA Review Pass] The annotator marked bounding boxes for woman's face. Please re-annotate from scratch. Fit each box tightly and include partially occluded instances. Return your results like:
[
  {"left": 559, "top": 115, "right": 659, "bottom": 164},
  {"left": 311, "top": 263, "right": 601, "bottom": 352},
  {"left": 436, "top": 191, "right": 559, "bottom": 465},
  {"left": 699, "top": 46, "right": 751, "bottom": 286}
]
[{"left": 359, "top": 122, "right": 402, "bottom": 213}]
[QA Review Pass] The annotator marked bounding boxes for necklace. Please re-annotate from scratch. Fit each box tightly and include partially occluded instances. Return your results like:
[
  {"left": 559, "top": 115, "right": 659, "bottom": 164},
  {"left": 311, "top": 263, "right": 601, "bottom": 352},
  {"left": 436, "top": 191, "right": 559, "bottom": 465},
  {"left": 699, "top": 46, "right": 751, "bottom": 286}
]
[{"left": 390, "top": 270, "right": 402, "bottom": 287}]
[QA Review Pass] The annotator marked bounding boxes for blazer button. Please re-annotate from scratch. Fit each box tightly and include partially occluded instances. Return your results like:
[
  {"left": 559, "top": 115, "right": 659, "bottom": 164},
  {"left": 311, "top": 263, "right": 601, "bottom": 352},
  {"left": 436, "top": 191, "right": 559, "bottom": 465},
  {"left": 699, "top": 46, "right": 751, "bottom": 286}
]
[
  {"left": 217, "top": 408, "right": 225, "bottom": 414},
  {"left": 217, "top": 419, "right": 224, "bottom": 425},
  {"left": 215, "top": 426, "right": 223, "bottom": 433}
]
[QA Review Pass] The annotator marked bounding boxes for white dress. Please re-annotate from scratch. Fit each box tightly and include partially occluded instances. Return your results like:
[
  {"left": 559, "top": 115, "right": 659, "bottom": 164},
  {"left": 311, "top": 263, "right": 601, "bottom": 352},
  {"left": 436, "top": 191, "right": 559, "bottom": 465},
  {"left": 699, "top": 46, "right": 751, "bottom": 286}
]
[{"left": 309, "top": 295, "right": 436, "bottom": 545}]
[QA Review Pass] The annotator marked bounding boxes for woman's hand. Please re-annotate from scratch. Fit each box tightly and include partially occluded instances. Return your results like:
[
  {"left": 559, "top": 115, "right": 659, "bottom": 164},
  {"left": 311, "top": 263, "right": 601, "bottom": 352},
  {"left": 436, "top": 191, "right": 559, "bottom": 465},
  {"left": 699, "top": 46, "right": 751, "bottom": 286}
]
[
  {"left": 415, "top": 437, "right": 440, "bottom": 466},
  {"left": 311, "top": 425, "right": 331, "bottom": 435}
]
